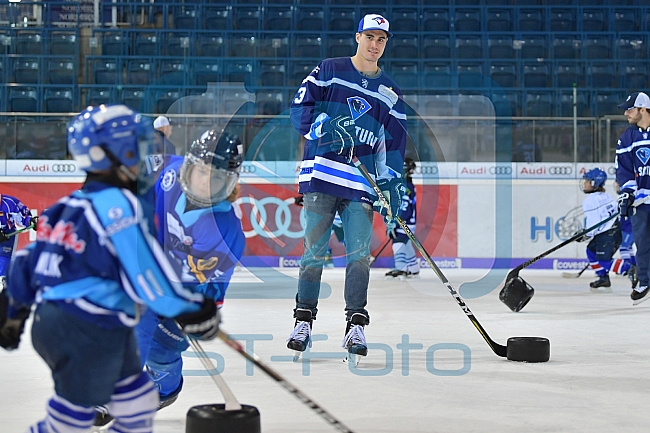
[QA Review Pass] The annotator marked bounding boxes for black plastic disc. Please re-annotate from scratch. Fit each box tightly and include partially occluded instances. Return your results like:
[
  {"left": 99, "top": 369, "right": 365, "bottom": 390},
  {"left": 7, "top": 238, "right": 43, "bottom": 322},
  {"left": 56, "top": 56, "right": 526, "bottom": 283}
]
[
  {"left": 499, "top": 276, "right": 535, "bottom": 312},
  {"left": 186, "top": 404, "right": 261, "bottom": 433},
  {"left": 507, "top": 337, "right": 550, "bottom": 362}
]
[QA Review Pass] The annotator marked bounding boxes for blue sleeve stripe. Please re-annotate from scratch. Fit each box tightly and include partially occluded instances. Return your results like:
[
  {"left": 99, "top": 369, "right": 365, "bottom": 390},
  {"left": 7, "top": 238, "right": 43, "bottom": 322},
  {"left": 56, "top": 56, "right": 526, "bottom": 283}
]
[{"left": 616, "top": 139, "right": 650, "bottom": 154}]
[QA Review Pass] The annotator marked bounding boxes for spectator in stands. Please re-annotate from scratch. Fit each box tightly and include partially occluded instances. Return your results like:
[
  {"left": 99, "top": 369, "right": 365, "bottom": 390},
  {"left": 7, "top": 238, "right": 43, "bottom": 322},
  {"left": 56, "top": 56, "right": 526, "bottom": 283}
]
[{"left": 154, "top": 115, "right": 177, "bottom": 157}]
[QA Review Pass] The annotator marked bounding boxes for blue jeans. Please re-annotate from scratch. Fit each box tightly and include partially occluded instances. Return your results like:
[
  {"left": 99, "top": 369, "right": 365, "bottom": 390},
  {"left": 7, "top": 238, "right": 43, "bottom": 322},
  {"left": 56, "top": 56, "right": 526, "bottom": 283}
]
[
  {"left": 296, "top": 192, "right": 373, "bottom": 323},
  {"left": 631, "top": 209, "right": 650, "bottom": 287}
]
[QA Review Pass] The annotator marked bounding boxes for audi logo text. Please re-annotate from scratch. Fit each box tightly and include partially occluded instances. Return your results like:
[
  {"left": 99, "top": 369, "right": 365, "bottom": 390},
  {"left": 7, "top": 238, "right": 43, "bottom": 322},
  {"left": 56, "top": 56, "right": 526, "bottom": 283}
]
[
  {"left": 414, "top": 166, "right": 439, "bottom": 175},
  {"left": 240, "top": 164, "right": 256, "bottom": 174},
  {"left": 52, "top": 164, "right": 77, "bottom": 173},
  {"left": 548, "top": 166, "right": 573, "bottom": 175},
  {"left": 488, "top": 166, "right": 513, "bottom": 175}
]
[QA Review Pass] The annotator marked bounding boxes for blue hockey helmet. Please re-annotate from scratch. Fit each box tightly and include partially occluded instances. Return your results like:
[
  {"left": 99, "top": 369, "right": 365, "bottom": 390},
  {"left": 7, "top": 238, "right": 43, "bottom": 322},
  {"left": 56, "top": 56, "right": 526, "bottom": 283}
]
[
  {"left": 67, "top": 104, "right": 154, "bottom": 174},
  {"left": 180, "top": 129, "right": 243, "bottom": 207},
  {"left": 582, "top": 167, "right": 607, "bottom": 191}
]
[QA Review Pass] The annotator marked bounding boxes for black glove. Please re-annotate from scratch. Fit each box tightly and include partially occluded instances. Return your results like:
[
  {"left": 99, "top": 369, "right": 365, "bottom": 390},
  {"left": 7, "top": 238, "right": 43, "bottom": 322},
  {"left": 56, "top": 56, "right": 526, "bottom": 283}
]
[
  {"left": 175, "top": 298, "right": 220, "bottom": 341},
  {"left": 0, "top": 231, "right": 9, "bottom": 243},
  {"left": 0, "top": 290, "right": 30, "bottom": 351},
  {"left": 386, "top": 220, "right": 398, "bottom": 239},
  {"left": 30, "top": 215, "right": 39, "bottom": 230},
  {"left": 322, "top": 115, "right": 356, "bottom": 160},
  {"left": 573, "top": 231, "right": 588, "bottom": 243},
  {"left": 618, "top": 190, "right": 635, "bottom": 218},
  {"left": 294, "top": 195, "right": 304, "bottom": 207},
  {"left": 374, "top": 178, "right": 406, "bottom": 223}
]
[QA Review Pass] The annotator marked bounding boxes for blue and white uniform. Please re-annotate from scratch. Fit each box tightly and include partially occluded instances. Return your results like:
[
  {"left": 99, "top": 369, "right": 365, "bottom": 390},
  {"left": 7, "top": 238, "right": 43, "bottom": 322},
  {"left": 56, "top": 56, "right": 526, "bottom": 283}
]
[
  {"left": 0, "top": 194, "right": 33, "bottom": 276},
  {"left": 391, "top": 179, "right": 419, "bottom": 274}
]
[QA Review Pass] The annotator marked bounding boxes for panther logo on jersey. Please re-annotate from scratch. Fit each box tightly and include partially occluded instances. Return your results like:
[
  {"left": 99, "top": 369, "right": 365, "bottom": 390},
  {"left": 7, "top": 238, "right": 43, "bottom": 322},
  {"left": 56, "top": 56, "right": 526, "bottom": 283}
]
[
  {"left": 636, "top": 148, "right": 650, "bottom": 165},
  {"left": 347, "top": 96, "right": 371, "bottom": 121},
  {"left": 161, "top": 168, "right": 177, "bottom": 192}
]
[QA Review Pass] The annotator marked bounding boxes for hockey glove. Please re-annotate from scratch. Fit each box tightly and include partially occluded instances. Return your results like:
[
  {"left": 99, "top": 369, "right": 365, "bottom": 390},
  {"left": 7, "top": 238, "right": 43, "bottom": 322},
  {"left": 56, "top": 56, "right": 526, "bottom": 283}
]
[
  {"left": 572, "top": 231, "right": 588, "bottom": 243},
  {"left": 0, "top": 290, "right": 30, "bottom": 351},
  {"left": 322, "top": 115, "right": 356, "bottom": 161},
  {"left": 374, "top": 178, "right": 406, "bottom": 223},
  {"left": 294, "top": 195, "right": 304, "bottom": 207},
  {"left": 618, "top": 190, "right": 635, "bottom": 218},
  {"left": 386, "top": 220, "right": 398, "bottom": 240},
  {"left": 0, "top": 231, "right": 9, "bottom": 243},
  {"left": 175, "top": 298, "right": 220, "bottom": 341}
]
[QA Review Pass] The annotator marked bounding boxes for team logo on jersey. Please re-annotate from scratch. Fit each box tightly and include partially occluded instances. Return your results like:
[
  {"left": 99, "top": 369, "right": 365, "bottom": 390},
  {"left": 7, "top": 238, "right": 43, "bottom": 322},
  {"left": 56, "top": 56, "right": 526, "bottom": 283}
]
[
  {"left": 636, "top": 148, "right": 650, "bottom": 165},
  {"left": 347, "top": 96, "right": 371, "bottom": 121},
  {"left": 161, "top": 168, "right": 177, "bottom": 192},
  {"left": 644, "top": 133, "right": 648, "bottom": 139},
  {"left": 361, "top": 78, "right": 368, "bottom": 88},
  {"left": 108, "top": 207, "right": 123, "bottom": 220}
]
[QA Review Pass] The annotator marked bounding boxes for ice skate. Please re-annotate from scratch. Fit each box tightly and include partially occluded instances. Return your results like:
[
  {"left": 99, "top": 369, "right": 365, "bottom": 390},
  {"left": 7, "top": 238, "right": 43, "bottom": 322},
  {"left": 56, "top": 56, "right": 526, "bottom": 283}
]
[
  {"left": 627, "top": 265, "right": 639, "bottom": 289},
  {"left": 400, "top": 271, "right": 420, "bottom": 280},
  {"left": 385, "top": 269, "right": 406, "bottom": 280},
  {"left": 342, "top": 313, "right": 368, "bottom": 367},
  {"left": 589, "top": 274, "right": 612, "bottom": 293},
  {"left": 286, "top": 309, "right": 313, "bottom": 361},
  {"left": 93, "top": 406, "right": 113, "bottom": 429},
  {"left": 632, "top": 286, "right": 650, "bottom": 305}
]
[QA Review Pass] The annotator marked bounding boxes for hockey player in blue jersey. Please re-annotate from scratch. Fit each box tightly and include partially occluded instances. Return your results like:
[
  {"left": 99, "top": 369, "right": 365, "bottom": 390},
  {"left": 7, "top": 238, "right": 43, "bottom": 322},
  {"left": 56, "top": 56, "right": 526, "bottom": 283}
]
[
  {"left": 577, "top": 168, "right": 631, "bottom": 292},
  {"left": 0, "top": 194, "right": 36, "bottom": 279},
  {"left": 134, "top": 128, "right": 245, "bottom": 411},
  {"left": 0, "top": 104, "right": 220, "bottom": 433},
  {"left": 616, "top": 92, "right": 650, "bottom": 304},
  {"left": 287, "top": 13, "right": 407, "bottom": 364},
  {"left": 385, "top": 158, "right": 420, "bottom": 280}
]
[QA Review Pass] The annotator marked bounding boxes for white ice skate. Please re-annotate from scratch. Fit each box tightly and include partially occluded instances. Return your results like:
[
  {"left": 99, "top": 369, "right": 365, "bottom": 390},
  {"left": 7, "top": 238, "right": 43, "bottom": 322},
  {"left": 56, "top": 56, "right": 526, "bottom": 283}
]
[{"left": 342, "top": 313, "right": 368, "bottom": 367}]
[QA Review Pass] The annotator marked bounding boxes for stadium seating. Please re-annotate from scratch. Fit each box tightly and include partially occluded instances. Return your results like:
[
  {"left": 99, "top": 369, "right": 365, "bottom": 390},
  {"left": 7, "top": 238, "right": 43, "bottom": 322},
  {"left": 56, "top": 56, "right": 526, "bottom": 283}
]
[
  {"left": 9, "top": 87, "right": 38, "bottom": 112},
  {"left": 44, "top": 88, "right": 74, "bottom": 113}
]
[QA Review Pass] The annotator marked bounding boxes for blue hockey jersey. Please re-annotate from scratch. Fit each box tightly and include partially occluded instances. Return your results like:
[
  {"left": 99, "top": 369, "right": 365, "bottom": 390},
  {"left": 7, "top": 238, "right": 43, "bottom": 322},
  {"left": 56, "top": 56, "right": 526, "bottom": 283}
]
[
  {"left": 6, "top": 181, "right": 203, "bottom": 327},
  {"left": 0, "top": 194, "right": 33, "bottom": 257},
  {"left": 155, "top": 156, "right": 245, "bottom": 306},
  {"left": 615, "top": 125, "right": 650, "bottom": 208},
  {"left": 395, "top": 180, "right": 416, "bottom": 235},
  {"left": 290, "top": 57, "right": 407, "bottom": 204}
]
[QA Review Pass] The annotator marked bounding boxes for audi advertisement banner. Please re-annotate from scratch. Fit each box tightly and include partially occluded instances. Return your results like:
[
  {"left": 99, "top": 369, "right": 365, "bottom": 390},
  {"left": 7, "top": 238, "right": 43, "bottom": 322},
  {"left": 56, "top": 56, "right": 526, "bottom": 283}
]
[{"left": 5, "top": 160, "right": 85, "bottom": 177}]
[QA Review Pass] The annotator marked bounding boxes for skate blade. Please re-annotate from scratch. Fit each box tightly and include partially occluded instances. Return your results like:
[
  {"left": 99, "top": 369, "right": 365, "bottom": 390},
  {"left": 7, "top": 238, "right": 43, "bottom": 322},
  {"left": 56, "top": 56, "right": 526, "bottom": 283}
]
[
  {"left": 632, "top": 295, "right": 650, "bottom": 306},
  {"left": 343, "top": 354, "right": 360, "bottom": 367},
  {"left": 590, "top": 286, "right": 612, "bottom": 293},
  {"left": 292, "top": 351, "right": 302, "bottom": 362}
]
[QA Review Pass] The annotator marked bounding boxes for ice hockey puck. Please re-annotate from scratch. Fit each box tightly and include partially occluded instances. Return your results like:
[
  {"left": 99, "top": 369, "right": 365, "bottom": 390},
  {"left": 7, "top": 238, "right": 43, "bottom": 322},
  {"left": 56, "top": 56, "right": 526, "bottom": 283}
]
[
  {"left": 506, "top": 337, "right": 550, "bottom": 363},
  {"left": 186, "top": 404, "right": 261, "bottom": 433}
]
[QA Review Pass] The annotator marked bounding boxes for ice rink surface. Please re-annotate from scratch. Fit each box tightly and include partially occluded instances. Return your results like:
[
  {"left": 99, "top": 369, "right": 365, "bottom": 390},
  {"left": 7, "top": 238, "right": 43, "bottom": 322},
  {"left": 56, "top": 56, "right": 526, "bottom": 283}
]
[{"left": 2, "top": 267, "right": 650, "bottom": 433}]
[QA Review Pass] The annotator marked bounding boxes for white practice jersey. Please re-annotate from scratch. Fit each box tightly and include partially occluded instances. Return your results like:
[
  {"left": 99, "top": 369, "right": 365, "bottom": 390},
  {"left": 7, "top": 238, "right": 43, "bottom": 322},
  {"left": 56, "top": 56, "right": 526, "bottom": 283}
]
[{"left": 582, "top": 191, "right": 617, "bottom": 237}]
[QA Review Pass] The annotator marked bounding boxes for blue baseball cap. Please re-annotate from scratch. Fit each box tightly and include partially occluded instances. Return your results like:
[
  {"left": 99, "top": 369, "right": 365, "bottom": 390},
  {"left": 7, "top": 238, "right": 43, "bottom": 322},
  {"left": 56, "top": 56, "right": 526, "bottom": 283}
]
[
  {"left": 618, "top": 92, "right": 650, "bottom": 110},
  {"left": 358, "top": 14, "right": 392, "bottom": 38}
]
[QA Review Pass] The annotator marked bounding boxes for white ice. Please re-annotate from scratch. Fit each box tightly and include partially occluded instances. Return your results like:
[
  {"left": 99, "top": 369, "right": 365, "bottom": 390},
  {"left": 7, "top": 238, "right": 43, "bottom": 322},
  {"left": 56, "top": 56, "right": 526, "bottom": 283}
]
[{"left": 2, "top": 267, "right": 649, "bottom": 433}]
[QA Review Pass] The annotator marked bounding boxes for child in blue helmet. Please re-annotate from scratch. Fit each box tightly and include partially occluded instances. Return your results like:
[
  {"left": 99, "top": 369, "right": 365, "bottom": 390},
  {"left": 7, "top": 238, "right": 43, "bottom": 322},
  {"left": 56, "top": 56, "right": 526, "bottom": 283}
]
[{"left": 578, "top": 168, "right": 633, "bottom": 292}]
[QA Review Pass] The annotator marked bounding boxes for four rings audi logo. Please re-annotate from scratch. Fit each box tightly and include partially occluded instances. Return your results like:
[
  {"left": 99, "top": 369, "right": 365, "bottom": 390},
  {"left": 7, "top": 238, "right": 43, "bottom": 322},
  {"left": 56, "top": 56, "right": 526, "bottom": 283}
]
[
  {"left": 489, "top": 166, "right": 513, "bottom": 175},
  {"left": 51, "top": 164, "right": 77, "bottom": 173},
  {"left": 240, "top": 165, "right": 256, "bottom": 174},
  {"left": 548, "top": 166, "right": 573, "bottom": 175},
  {"left": 414, "top": 166, "right": 438, "bottom": 175}
]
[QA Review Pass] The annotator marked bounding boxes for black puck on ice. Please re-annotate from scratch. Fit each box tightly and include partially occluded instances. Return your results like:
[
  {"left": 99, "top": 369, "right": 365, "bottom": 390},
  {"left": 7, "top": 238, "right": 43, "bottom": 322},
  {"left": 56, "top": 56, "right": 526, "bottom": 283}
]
[
  {"left": 186, "top": 404, "right": 261, "bottom": 433},
  {"left": 499, "top": 276, "right": 535, "bottom": 312},
  {"left": 506, "top": 337, "right": 550, "bottom": 363}
]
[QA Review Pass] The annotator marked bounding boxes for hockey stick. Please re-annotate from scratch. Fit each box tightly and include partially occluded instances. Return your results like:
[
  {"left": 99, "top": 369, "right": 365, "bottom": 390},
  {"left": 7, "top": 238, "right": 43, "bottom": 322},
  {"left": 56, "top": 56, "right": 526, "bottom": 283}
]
[
  {"left": 352, "top": 156, "right": 508, "bottom": 358},
  {"left": 187, "top": 337, "right": 242, "bottom": 411},
  {"left": 368, "top": 238, "right": 391, "bottom": 267},
  {"left": 561, "top": 263, "right": 590, "bottom": 279},
  {"left": 4, "top": 223, "right": 36, "bottom": 239},
  {"left": 216, "top": 330, "right": 356, "bottom": 433}
]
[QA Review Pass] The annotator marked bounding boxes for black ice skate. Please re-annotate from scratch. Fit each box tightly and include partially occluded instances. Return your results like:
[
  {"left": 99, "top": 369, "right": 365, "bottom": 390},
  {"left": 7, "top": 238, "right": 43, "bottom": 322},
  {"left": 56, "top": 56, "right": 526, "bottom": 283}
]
[
  {"left": 404, "top": 271, "right": 420, "bottom": 280},
  {"left": 286, "top": 308, "right": 313, "bottom": 361},
  {"left": 589, "top": 274, "right": 611, "bottom": 293},
  {"left": 342, "top": 313, "right": 368, "bottom": 367},
  {"left": 627, "top": 265, "right": 639, "bottom": 289},
  {"left": 385, "top": 269, "right": 406, "bottom": 280},
  {"left": 631, "top": 286, "right": 650, "bottom": 306},
  {"left": 93, "top": 405, "right": 113, "bottom": 428}
]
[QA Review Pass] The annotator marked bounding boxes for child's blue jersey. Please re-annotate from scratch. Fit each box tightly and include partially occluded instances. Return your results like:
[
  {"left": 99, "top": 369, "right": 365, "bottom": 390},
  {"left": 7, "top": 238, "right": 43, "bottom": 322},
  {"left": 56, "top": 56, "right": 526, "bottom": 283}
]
[
  {"left": 155, "top": 156, "right": 245, "bottom": 306},
  {"left": 615, "top": 125, "right": 650, "bottom": 208},
  {"left": 0, "top": 194, "right": 33, "bottom": 257},
  {"left": 396, "top": 180, "right": 416, "bottom": 234},
  {"left": 7, "top": 181, "right": 203, "bottom": 327},
  {"left": 290, "top": 57, "right": 407, "bottom": 205}
]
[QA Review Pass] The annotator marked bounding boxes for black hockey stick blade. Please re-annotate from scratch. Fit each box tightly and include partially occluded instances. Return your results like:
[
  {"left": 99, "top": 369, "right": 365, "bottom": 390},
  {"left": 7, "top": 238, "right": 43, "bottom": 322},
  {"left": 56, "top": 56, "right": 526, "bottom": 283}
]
[{"left": 352, "top": 156, "right": 507, "bottom": 358}]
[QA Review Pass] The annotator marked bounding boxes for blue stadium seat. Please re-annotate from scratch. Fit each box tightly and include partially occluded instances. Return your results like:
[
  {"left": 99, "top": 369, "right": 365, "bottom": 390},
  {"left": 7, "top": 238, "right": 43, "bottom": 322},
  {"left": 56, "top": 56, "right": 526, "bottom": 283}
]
[
  {"left": 559, "top": 92, "right": 588, "bottom": 117},
  {"left": 256, "top": 90, "right": 285, "bottom": 115},
  {"left": 158, "top": 60, "right": 188, "bottom": 86},
  {"left": 617, "top": 35, "right": 646, "bottom": 60},
  {"left": 13, "top": 58, "right": 39, "bottom": 83},
  {"left": 488, "top": 36, "right": 514, "bottom": 59},
  {"left": 423, "top": 62, "right": 452, "bottom": 88},
  {"left": 391, "top": 8, "right": 419, "bottom": 32},
  {"left": 526, "top": 91, "right": 553, "bottom": 117},
  {"left": 593, "top": 92, "right": 623, "bottom": 116},
  {"left": 457, "top": 63, "right": 484, "bottom": 88},
  {"left": 134, "top": 33, "right": 158, "bottom": 56},
  {"left": 390, "top": 62, "right": 418, "bottom": 89},
  {"left": 14, "top": 32, "right": 42, "bottom": 55},
  {"left": 259, "top": 34, "right": 289, "bottom": 58},
  {"left": 589, "top": 63, "right": 615, "bottom": 88},
  {"left": 552, "top": 35, "right": 580, "bottom": 59},
  {"left": 550, "top": 9, "right": 576, "bottom": 32},
  {"left": 327, "top": 35, "right": 355, "bottom": 58},
  {"left": 229, "top": 34, "right": 257, "bottom": 57},
  {"left": 48, "top": 59, "right": 75, "bottom": 85},
  {"left": 489, "top": 63, "right": 517, "bottom": 88},
  {"left": 455, "top": 9, "right": 481, "bottom": 32},
  {"left": 92, "top": 59, "right": 120, "bottom": 84},
  {"left": 622, "top": 64, "right": 647, "bottom": 90},
  {"left": 120, "top": 88, "right": 146, "bottom": 111},
  {"left": 519, "top": 35, "right": 547, "bottom": 59},
  {"left": 486, "top": 9, "right": 512, "bottom": 32},
  {"left": 459, "top": 94, "right": 489, "bottom": 117},
  {"left": 614, "top": 9, "right": 638, "bottom": 32},
  {"left": 518, "top": 9, "right": 544, "bottom": 32},
  {"left": 265, "top": 7, "right": 292, "bottom": 31},
  {"left": 291, "top": 61, "right": 315, "bottom": 86},
  {"left": 102, "top": 32, "right": 129, "bottom": 56},
  {"left": 166, "top": 34, "right": 192, "bottom": 57},
  {"left": 491, "top": 91, "right": 520, "bottom": 117},
  {"left": 127, "top": 59, "right": 153, "bottom": 85},
  {"left": 456, "top": 36, "right": 483, "bottom": 59},
  {"left": 174, "top": 8, "right": 198, "bottom": 30},
  {"left": 9, "top": 87, "right": 38, "bottom": 112},
  {"left": 422, "top": 94, "right": 453, "bottom": 117},
  {"left": 203, "top": 7, "right": 230, "bottom": 31},
  {"left": 584, "top": 35, "right": 612, "bottom": 60},
  {"left": 523, "top": 63, "right": 550, "bottom": 87},
  {"left": 582, "top": 10, "right": 606, "bottom": 32},
  {"left": 422, "top": 9, "right": 450, "bottom": 32},
  {"left": 155, "top": 90, "right": 181, "bottom": 114},
  {"left": 86, "top": 88, "right": 114, "bottom": 106},
  {"left": 225, "top": 61, "right": 253, "bottom": 87},
  {"left": 329, "top": 8, "right": 356, "bottom": 32},
  {"left": 556, "top": 63, "right": 582, "bottom": 88},
  {"left": 260, "top": 62, "right": 286, "bottom": 87},
  {"left": 423, "top": 35, "right": 451, "bottom": 58},
  {"left": 235, "top": 7, "right": 261, "bottom": 31},
  {"left": 294, "top": 35, "right": 322, "bottom": 58},
  {"left": 49, "top": 31, "right": 77, "bottom": 55},
  {"left": 390, "top": 36, "right": 418, "bottom": 59},
  {"left": 45, "top": 88, "right": 73, "bottom": 113},
  {"left": 198, "top": 34, "right": 225, "bottom": 57},
  {"left": 297, "top": 8, "right": 324, "bottom": 31},
  {"left": 192, "top": 60, "right": 220, "bottom": 86}
]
